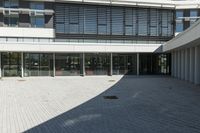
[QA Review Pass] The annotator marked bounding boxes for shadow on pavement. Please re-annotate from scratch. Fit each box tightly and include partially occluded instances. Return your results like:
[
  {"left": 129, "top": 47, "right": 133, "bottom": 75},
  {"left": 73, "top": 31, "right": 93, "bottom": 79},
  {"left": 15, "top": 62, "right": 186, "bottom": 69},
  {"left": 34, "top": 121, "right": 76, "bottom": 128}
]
[{"left": 24, "top": 76, "right": 200, "bottom": 133}]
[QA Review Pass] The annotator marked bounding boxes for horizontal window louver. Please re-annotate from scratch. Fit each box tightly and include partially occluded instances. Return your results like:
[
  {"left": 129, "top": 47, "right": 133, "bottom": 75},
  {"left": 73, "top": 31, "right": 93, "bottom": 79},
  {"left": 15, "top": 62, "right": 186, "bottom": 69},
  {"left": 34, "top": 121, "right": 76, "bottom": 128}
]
[{"left": 54, "top": 4, "right": 174, "bottom": 38}]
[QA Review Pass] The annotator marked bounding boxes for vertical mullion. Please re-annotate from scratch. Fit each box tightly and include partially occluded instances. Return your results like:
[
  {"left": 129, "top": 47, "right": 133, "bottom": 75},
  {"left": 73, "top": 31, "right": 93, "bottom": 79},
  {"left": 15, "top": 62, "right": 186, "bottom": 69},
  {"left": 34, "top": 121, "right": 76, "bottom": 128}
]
[
  {"left": 53, "top": 53, "right": 55, "bottom": 77},
  {"left": 21, "top": 52, "right": 24, "bottom": 78},
  {"left": 0, "top": 53, "right": 1, "bottom": 78}
]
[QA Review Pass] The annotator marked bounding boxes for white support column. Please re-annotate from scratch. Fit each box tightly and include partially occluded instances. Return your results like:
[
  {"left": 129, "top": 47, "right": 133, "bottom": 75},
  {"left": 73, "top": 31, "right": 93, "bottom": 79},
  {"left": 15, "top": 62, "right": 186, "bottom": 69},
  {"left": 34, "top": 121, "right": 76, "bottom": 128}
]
[
  {"left": 174, "top": 51, "right": 177, "bottom": 78},
  {"left": 110, "top": 53, "right": 113, "bottom": 76},
  {"left": 82, "top": 53, "right": 85, "bottom": 76},
  {"left": 177, "top": 50, "right": 181, "bottom": 79},
  {"left": 53, "top": 53, "right": 55, "bottom": 77},
  {"left": 194, "top": 46, "right": 200, "bottom": 84},
  {"left": 189, "top": 47, "right": 194, "bottom": 83},
  {"left": 21, "top": 52, "right": 24, "bottom": 78},
  {"left": 0, "top": 53, "right": 1, "bottom": 78},
  {"left": 137, "top": 53, "right": 140, "bottom": 76},
  {"left": 184, "top": 48, "right": 189, "bottom": 81},
  {"left": 171, "top": 51, "right": 174, "bottom": 77},
  {"left": 181, "top": 50, "right": 185, "bottom": 80}
]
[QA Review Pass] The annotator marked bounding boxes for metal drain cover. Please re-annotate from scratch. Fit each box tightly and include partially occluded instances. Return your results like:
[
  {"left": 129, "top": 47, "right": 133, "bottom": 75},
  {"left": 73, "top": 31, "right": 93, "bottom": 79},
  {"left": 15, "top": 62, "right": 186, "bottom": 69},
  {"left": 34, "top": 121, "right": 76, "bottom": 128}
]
[
  {"left": 18, "top": 79, "right": 26, "bottom": 82},
  {"left": 103, "top": 96, "right": 118, "bottom": 99},
  {"left": 108, "top": 80, "right": 115, "bottom": 82}
]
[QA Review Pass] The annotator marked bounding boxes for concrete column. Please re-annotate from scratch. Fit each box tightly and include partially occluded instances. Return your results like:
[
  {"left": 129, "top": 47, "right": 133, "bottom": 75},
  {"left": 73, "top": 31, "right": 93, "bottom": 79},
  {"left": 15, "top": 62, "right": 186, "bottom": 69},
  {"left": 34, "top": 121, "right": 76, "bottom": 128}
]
[
  {"left": 189, "top": 47, "right": 195, "bottom": 83},
  {"left": 171, "top": 51, "right": 174, "bottom": 77},
  {"left": 82, "top": 53, "right": 85, "bottom": 76},
  {"left": 110, "top": 53, "right": 113, "bottom": 76},
  {"left": 21, "top": 52, "right": 24, "bottom": 78},
  {"left": 137, "top": 53, "right": 140, "bottom": 75},
  {"left": 177, "top": 50, "right": 181, "bottom": 79},
  {"left": 181, "top": 50, "right": 185, "bottom": 80},
  {"left": 194, "top": 46, "right": 200, "bottom": 84},
  {"left": 184, "top": 48, "right": 189, "bottom": 81},
  {"left": 0, "top": 53, "right": 1, "bottom": 78},
  {"left": 53, "top": 53, "right": 55, "bottom": 77},
  {"left": 174, "top": 51, "right": 177, "bottom": 78}
]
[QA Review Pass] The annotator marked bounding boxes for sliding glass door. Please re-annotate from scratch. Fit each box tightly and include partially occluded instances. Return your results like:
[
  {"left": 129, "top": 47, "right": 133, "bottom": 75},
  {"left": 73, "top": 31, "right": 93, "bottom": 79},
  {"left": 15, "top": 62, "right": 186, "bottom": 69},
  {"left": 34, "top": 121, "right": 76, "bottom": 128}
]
[
  {"left": 24, "top": 53, "right": 53, "bottom": 76},
  {"left": 1, "top": 52, "right": 21, "bottom": 77}
]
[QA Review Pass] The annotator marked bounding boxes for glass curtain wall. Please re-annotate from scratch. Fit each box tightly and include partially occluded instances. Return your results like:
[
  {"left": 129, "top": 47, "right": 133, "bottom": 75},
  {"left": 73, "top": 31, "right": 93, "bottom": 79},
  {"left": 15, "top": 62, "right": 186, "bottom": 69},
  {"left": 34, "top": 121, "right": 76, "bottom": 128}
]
[
  {"left": 55, "top": 53, "right": 81, "bottom": 76},
  {"left": 139, "top": 53, "right": 171, "bottom": 75},
  {"left": 85, "top": 53, "right": 110, "bottom": 75},
  {"left": 55, "top": 4, "right": 174, "bottom": 37},
  {"left": 24, "top": 53, "right": 53, "bottom": 76},
  {"left": 113, "top": 54, "right": 137, "bottom": 75},
  {"left": 1, "top": 52, "right": 21, "bottom": 77}
]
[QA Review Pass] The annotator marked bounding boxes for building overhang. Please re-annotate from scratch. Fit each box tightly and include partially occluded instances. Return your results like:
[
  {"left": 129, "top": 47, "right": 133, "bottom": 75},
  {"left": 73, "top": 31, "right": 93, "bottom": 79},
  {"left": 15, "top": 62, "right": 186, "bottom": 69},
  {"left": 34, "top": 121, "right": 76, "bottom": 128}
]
[
  {"left": 0, "top": 27, "right": 55, "bottom": 38},
  {"left": 163, "top": 18, "right": 200, "bottom": 52},
  {"left": 24, "top": 0, "right": 200, "bottom": 9},
  {"left": 0, "top": 42, "right": 162, "bottom": 53}
]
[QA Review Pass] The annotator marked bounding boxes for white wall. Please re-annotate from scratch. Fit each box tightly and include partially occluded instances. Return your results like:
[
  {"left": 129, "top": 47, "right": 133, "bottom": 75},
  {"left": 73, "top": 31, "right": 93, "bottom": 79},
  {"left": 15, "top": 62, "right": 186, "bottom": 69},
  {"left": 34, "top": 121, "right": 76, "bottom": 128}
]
[
  {"left": 0, "top": 27, "right": 55, "bottom": 38},
  {"left": 0, "top": 42, "right": 162, "bottom": 53}
]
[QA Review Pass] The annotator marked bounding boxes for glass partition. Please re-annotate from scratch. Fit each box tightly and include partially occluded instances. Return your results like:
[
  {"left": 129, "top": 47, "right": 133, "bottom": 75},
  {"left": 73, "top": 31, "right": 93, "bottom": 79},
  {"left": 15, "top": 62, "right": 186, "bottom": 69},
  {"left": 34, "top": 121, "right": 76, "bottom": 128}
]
[
  {"left": 24, "top": 53, "right": 53, "bottom": 76},
  {"left": 139, "top": 53, "right": 171, "bottom": 75},
  {"left": 55, "top": 53, "right": 81, "bottom": 76},
  {"left": 112, "top": 53, "right": 137, "bottom": 75},
  {"left": 85, "top": 53, "right": 110, "bottom": 75},
  {"left": 1, "top": 52, "right": 21, "bottom": 77}
]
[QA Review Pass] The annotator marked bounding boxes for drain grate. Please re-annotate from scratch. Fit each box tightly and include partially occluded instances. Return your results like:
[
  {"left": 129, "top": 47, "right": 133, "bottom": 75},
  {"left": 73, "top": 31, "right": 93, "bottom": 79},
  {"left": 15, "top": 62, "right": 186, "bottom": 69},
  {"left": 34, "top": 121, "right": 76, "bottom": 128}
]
[
  {"left": 108, "top": 80, "right": 115, "bottom": 82},
  {"left": 18, "top": 79, "right": 26, "bottom": 82},
  {"left": 103, "top": 95, "right": 118, "bottom": 99}
]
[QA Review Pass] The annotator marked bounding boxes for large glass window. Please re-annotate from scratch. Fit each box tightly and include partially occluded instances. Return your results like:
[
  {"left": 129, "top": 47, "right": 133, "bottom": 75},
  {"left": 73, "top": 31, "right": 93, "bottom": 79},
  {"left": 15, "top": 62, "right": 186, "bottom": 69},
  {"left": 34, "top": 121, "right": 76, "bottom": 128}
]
[
  {"left": 138, "top": 9, "right": 148, "bottom": 36},
  {"left": 113, "top": 54, "right": 137, "bottom": 75},
  {"left": 4, "top": 0, "right": 18, "bottom": 8},
  {"left": 1, "top": 52, "right": 21, "bottom": 77},
  {"left": 97, "top": 7, "right": 110, "bottom": 35},
  {"left": 55, "top": 53, "right": 81, "bottom": 76},
  {"left": 30, "top": 15, "right": 45, "bottom": 28},
  {"left": 190, "top": 10, "right": 198, "bottom": 26},
  {"left": 85, "top": 53, "right": 110, "bottom": 75},
  {"left": 176, "top": 20, "right": 183, "bottom": 32},
  {"left": 150, "top": 9, "right": 159, "bottom": 36},
  {"left": 125, "top": 8, "right": 133, "bottom": 35},
  {"left": 4, "top": 14, "right": 19, "bottom": 27},
  {"left": 24, "top": 53, "right": 53, "bottom": 77},
  {"left": 139, "top": 53, "right": 170, "bottom": 75},
  {"left": 55, "top": 4, "right": 174, "bottom": 38},
  {"left": 176, "top": 10, "right": 183, "bottom": 18},
  {"left": 111, "top": 7, "right": 124, "bottom": 35},
  {"left": 84, "top": 6, "right": 97, "bottom": 34},
  {"left": 30, "top": 2, "right": 44, "bottom": 10}
]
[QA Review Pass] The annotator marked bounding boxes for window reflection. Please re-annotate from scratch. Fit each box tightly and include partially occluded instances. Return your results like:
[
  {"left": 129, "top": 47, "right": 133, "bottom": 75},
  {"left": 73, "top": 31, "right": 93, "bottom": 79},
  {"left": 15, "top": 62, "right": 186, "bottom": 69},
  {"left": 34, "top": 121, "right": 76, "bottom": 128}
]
[
  {"left": 55, "top": 53, "right": 81, "bottom": 76},
  {"left": 1, "top": 52, "right": 21, "bottom": 77},
  {"left": 24, "top": 53, "right": 53, "bottom": 77}
]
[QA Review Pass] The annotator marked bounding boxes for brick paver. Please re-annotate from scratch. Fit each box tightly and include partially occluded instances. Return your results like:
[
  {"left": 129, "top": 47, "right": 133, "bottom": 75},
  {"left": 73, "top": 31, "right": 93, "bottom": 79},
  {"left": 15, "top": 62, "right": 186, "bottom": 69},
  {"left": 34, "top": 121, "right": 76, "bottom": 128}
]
[{"left": 0, "top": 76, "right": 200, "bottom": 133}]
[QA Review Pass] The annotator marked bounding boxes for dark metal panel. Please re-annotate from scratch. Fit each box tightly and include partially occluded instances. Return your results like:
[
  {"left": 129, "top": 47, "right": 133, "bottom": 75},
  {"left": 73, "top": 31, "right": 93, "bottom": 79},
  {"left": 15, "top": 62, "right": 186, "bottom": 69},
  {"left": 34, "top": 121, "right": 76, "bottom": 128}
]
[
  {"left": 19, "top": 1, "right": 29, "bottom": 8},
  {"left": 19, "top": 14, "right": 30, "bottom": 27},
  {"left": 0, "top": 1, "right": 3, "bottom": 7},
  {"left": 45, "top": 15, "right": 53, "bottom": 28},
  {"left": 45, "top": 2, "right": 53, "bottom": 10},
  {"left": 0, "top": 13, "right": 3, "bottom": 27}
]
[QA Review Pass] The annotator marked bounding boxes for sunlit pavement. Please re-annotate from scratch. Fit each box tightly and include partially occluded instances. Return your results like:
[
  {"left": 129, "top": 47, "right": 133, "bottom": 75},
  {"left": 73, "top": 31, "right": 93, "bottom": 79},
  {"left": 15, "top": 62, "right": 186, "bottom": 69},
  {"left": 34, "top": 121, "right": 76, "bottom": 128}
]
[{"left": 0, "top": 76, "right": 200, "bottom": 133}]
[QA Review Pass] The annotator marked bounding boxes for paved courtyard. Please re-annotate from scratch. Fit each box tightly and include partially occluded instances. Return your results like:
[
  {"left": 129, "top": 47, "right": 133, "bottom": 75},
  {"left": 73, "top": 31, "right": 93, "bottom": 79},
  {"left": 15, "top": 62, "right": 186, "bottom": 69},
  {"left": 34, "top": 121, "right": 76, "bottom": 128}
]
[{"left": 0, "top": 76, "right": 200, "bottom": 133}]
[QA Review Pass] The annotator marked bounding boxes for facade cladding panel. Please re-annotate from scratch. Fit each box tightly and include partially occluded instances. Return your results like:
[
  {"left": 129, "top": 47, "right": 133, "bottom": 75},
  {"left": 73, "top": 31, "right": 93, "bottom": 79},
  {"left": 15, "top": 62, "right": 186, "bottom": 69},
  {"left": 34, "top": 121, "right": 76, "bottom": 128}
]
[{"left": 54, "top": 3, "right": 174, "bottom": 40}]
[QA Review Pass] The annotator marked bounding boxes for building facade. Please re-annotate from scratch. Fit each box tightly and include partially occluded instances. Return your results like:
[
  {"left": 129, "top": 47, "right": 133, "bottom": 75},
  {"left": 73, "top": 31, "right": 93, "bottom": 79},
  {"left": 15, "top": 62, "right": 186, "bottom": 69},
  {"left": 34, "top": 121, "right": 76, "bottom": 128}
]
[{"left": 0, "top": 0, "right": 199, "bottom": 77}]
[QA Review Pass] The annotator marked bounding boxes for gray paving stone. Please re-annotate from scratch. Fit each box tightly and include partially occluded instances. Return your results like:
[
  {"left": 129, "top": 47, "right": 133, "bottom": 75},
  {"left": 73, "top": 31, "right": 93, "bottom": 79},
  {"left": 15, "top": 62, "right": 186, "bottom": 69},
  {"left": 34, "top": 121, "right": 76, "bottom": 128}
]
[{"left": 0, "top": 76, "right": 200, "bottom": 133}]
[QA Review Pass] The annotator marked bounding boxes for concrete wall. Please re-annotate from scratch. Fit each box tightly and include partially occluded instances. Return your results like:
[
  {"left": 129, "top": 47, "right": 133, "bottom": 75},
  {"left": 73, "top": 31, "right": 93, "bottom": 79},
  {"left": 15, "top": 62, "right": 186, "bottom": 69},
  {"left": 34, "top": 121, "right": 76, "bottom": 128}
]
[
  {"left": 0, "top": 27, "right": 55, "bottom": 38},
  {"left": 0, "top": 42, "right": 162, "bottom": 53},
  {"left": 171, "top": 45, "right": 200, "bottom": 85}
]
